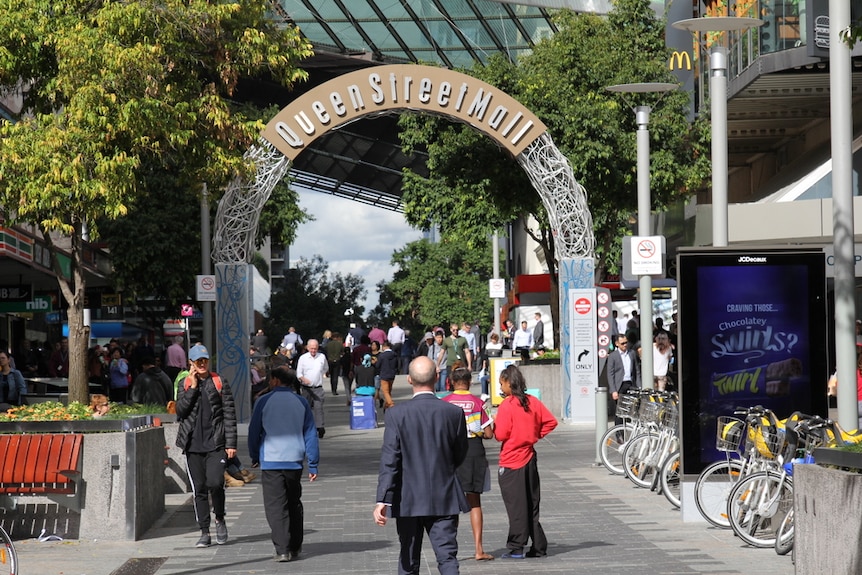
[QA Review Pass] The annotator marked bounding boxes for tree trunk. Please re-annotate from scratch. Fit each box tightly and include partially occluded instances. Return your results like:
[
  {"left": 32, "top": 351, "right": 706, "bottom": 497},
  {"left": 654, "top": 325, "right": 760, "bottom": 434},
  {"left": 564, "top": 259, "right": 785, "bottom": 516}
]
[{"left": 42, "top": 220, "right": 91, "bottom": 406}]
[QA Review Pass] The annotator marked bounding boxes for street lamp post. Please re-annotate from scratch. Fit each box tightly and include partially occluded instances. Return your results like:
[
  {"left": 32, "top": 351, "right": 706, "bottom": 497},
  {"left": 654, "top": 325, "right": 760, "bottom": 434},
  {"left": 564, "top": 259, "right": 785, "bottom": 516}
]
[
  {"left": 606, "top": 83, "right": 677, "bottom": 390},
  {"left": 671, "top": 16, "right": 762, "bottom": 522},
  {"left": 672, "top": 17, "right": 763, "bottom": 248}
]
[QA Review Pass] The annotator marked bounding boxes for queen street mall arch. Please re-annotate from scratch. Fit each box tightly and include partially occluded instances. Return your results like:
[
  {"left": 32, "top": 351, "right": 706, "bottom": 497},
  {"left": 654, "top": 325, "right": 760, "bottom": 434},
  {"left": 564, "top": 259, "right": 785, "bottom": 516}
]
[{"left": 212, "top": 64, "right": 596, "bottom": 421}]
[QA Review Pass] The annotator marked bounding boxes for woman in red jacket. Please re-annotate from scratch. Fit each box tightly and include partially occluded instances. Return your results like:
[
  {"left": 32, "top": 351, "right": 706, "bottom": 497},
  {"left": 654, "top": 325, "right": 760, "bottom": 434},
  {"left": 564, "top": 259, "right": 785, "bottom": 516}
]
[{"left": 494, "top": 364, "right": 558, "bottom": 559}]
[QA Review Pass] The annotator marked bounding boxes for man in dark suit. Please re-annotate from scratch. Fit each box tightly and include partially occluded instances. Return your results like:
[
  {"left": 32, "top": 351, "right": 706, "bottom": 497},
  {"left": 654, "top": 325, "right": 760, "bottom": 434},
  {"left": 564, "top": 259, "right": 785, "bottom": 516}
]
[
  {"left": 532, "top": 312, "right": 545, "bottom": 350},
  {"left": 373, "top": 356, "right": 470, "bottom": 575},
  {"left": 607, "top": 334, "right": 640, "bottom": 425}
]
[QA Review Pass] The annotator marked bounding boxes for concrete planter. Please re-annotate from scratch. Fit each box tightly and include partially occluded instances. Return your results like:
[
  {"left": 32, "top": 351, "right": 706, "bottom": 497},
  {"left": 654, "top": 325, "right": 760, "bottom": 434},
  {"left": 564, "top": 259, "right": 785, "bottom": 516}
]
[
  {"left": 79, "top": 426, "right": 166, "bottom": 540},
  {"left": 794, "top": 463, "right": 862, "bottom": 574},
  {"left": 517, "top": 363, "right": 561, "bottom": 419},
  {"left": 0, "top": 422, "right": 169, "bottom": 541}
]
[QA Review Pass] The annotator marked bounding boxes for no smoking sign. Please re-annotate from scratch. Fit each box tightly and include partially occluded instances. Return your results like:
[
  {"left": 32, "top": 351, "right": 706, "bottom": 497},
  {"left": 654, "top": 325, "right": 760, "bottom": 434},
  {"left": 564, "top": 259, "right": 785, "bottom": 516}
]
[
  {"left": 630, "top": 235, "right": 664, "bottom": 276},
  {"left": 196, "top": 274, "right": 217, "bottom": 302}
]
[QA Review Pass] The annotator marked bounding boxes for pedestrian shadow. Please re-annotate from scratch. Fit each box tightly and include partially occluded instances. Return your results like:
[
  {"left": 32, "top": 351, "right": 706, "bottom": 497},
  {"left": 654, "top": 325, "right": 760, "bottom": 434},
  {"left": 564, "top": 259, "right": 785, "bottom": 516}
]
[
  {"left": 158, "top": 557, "right": 273, "bottom": 575},
  {"left": 300, "top": 539, "right": 394, "bottom": 556},
  {"left": 485, "top": 540, "right": 613, "bottom": 557}
]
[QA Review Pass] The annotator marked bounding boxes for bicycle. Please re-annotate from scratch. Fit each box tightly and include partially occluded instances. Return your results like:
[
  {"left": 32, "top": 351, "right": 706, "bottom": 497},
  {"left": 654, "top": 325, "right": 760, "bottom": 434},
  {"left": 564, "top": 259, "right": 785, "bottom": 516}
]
[
  {"left": 598, "top": 389, "right": 650, "bottom": 475},
  {"left": 771, "top": 417, "right": 862, "bottom": 556},
  {"left": 726, "top": 413, "right": 831, "bottom": 548},
  {"left": 693, "top": 406, "right": 784, "bottom": 528},
  {"left": 658, "top": 449, "right": 681, "bottom": 508},
  {"left": 622, "top": 393, "right": 679, "bottom": 490},
  {"left": 0, "top": 524, "right": 17, "bottom": 575}
]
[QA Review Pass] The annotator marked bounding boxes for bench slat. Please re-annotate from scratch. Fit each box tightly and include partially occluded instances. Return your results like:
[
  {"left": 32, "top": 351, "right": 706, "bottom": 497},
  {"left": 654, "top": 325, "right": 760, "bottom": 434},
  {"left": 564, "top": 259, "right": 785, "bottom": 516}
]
[
  {"left": 0, "top": 434, "right": 83, "bottom": 496},
  {"left": 24, "top": 434, "right": 45, "bottom": 485},
  {"left": 0, "top": 435, "right": 15, "bottom": 484}
]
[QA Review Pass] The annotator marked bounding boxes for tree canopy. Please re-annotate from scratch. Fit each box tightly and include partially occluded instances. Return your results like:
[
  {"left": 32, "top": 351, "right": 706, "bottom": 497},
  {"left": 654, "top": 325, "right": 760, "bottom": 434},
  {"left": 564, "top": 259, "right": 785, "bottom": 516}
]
[
  {"left": 377, "top": 238, "right": 495, "bottom": 333},
  {"left": 0, "top": 0, "right": 312, "bottom": 403},
  {"left": 264, "top": 255, "right": 366, "bottom": 344},
  {"left": 398, "top": 0, "right": 709, "bottom": 280}
]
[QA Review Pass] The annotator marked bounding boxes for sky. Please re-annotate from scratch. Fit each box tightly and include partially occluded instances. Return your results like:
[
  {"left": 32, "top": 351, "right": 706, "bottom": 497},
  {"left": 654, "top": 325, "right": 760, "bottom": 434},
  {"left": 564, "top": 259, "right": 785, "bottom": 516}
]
[{"left": 289, "top": 191, "right": 424, "bottom": 313}]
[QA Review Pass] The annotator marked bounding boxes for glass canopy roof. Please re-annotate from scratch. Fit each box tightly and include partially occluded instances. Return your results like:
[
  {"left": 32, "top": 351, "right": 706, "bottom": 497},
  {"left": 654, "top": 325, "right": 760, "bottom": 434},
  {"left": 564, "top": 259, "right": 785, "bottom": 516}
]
[
  {"left": 270, "top": 0, "right": 610, "bottom": 212},
  {"left": 278, "top": 0, "right": 561, "bottom": 68}
]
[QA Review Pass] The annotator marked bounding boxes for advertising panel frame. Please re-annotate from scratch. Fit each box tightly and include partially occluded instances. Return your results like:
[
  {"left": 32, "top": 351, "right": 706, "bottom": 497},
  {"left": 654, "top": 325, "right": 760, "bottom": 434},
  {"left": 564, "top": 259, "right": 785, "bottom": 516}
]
[{"left": 677, "top": 247, "right": 828, "bottom": 478}]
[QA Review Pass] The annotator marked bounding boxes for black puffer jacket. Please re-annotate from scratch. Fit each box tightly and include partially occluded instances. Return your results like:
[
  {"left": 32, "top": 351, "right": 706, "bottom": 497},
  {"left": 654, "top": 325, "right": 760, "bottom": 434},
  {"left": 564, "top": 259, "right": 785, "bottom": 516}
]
[{"left": 175, "top": 373, "right": 237, "bottom": 453}]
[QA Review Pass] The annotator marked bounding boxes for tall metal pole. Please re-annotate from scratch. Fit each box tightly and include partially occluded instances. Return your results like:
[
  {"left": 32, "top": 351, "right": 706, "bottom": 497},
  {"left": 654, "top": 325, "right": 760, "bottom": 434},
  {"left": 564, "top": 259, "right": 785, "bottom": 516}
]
[
  {"left": 710, "top": 46, "right": 729, "bottom": 247},
  {"left": 829, "top": 0, "right": 856, "bottom": 429},
  {"left": 493, "top": 231, "right": 501, "bottom": 338},
  {"left": 636, "top": 105, "right": 654, "bottom": 389},
  {"left": 673, "top": 17, "right": 764, "bottom": 248},
  {"left": 606, "top": 83, "right": 678, "bottom": 385},
  {"left": 201, "top": 184, "right": 213, "bottom": 354}
]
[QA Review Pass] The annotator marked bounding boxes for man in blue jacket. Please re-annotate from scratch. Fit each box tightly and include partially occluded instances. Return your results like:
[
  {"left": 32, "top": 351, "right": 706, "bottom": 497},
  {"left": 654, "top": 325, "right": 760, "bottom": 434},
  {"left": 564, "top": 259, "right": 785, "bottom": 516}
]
[{"left": 249, "top": 366, "right": 319, "bottom": 563}]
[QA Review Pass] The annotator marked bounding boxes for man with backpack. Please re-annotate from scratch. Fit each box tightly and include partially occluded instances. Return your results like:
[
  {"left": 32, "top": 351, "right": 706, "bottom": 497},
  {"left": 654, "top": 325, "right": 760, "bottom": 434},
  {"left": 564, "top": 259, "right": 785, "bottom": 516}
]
[{"left": 175, "top": 344, "right": 238, "bottom": 548}]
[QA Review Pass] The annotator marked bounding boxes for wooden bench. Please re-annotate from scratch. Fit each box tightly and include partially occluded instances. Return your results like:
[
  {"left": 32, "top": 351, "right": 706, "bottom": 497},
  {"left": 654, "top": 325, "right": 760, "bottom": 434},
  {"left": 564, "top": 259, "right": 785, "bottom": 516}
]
[{"left": 0, "top": 434, "right": 85, "bottom": 512}]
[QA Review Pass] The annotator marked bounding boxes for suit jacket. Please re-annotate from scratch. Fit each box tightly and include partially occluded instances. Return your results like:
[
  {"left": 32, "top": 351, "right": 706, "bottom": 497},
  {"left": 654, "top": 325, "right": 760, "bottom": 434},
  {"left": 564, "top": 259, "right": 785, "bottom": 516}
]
[
  {"left": 376, "top": 393, "right": 470, "bottom": 518},
  {"left": 533, "top": 320, "right": 544, "bottom": 348},
  {"left": 607, "top": 348, "right": 639, "bottom": 394}
]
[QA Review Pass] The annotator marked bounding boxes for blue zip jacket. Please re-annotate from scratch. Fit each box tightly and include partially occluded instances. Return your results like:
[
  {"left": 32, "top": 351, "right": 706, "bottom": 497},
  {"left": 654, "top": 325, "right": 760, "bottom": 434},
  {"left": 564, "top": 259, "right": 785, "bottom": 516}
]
[{"left": 248, "top": 387, "right": 319, "bottom": 474}]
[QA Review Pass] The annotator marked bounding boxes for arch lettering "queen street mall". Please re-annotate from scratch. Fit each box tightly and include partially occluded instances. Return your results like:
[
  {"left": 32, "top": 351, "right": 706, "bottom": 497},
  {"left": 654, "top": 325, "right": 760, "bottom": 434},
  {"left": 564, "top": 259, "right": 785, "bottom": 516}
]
[{"left": 262, "top": 64, "right": 547, "bottom": 161}]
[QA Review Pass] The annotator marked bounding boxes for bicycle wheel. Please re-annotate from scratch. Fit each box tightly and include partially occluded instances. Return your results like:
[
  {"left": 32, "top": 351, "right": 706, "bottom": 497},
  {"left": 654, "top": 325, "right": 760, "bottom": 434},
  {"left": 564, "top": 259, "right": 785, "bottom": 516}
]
[
  {"left": 599, "top": 424, "right": 634, "bottom": 475},
  {"left": 726, "top": 471, "right": 793, "bottom": 548},
  {"left": 622, "top": 433, "right": 660, "bottom": 489},
  {"left": 774, "top": 507, "right": 794, "bottom": 555},
  {"left": 660, "top": 450, "right": 681, "bottom": 508},
  {"left": 0, "top": 525, "right": 17, "bottom": 575},
  {"left": 694, "top": 458, "right": 744, "bottom": 529}
]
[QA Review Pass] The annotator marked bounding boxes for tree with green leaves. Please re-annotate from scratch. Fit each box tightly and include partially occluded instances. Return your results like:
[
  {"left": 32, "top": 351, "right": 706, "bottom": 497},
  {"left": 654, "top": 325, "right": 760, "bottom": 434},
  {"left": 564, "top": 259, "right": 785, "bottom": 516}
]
[
  {"left": 398, "top": 0, "right": 709, "bottom": 342},
  {"left": 101, "top": 171, "right": 309, "bottom": 310},
  {"left": 377, "top": 238, "right": 495, "bottom": 333},
  {"left": 0, "top": 0, "right": 312, "bottom": 404},
  {"left": 265, "top": 255, "right": 366, "bottom": 346}
]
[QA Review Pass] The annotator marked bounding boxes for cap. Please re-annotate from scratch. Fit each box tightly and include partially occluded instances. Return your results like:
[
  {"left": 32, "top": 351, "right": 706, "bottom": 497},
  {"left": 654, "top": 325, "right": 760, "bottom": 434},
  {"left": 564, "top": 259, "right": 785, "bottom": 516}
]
[
  {"left": 362, "top": 354, "right": 372, "bottom": 368},
  {"left": 189, "top": 344, "right": 209, "bottom": 361},
  {"left": 424, "top": 332, "right": 434, "bottom": 340}
]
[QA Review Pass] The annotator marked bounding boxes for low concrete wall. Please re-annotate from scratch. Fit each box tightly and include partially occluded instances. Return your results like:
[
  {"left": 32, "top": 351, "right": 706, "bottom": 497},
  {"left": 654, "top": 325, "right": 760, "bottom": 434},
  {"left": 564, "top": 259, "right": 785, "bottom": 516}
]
[
  {"left": 795, "top": 464, "right": 862, "bottom": 574},
  {"left": 162, "top": 423, "right": 191, "bottom": 493},
  {"left": 518, "top": 363, "right": 562, "bottom": 421},
  {"left": 79, "top": 427, "right": 166, "bottom": 540}
]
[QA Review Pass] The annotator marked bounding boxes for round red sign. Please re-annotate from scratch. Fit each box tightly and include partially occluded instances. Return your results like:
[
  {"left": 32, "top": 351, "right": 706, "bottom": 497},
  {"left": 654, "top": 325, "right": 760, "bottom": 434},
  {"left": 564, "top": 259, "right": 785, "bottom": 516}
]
[{"left": 574, "top": 298, "right": 591, "bottom": 314}]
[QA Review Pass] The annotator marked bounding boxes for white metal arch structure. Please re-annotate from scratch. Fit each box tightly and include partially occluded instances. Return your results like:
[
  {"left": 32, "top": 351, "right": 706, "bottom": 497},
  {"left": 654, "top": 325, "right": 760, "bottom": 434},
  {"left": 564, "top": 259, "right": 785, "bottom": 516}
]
[
  {"left": 212, "top": 64, "right": 595, "bottom": 421},
  {"left": 214, "top": 64, "right": 595, "bottom": 262}
]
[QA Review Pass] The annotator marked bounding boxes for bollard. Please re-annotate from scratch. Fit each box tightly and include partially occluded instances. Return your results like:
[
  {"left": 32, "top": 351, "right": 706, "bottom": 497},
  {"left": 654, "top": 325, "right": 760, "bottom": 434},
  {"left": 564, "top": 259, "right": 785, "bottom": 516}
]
[{"left": 595, "top": 386, "right": 609, "bottom": 465}]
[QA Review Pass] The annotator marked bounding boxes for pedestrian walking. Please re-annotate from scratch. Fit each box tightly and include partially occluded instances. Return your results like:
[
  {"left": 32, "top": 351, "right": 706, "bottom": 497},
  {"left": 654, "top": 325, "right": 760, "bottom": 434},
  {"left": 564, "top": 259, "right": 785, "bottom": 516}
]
[
  {"left": 373, "top": 356, "right": 470, "bottom": 575},
  {"left": 174, "top": 344, "right": 237, "bottom": 548},
  {"left": 249, "top": 367, "right": 319, "bottom": 563}
]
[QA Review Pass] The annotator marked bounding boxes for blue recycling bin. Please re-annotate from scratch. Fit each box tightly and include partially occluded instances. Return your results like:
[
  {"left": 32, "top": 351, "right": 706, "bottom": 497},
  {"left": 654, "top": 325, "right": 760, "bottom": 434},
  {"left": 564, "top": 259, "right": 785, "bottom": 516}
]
[{"left": 350, "top": 395, "right": 377, "bottom": 430}]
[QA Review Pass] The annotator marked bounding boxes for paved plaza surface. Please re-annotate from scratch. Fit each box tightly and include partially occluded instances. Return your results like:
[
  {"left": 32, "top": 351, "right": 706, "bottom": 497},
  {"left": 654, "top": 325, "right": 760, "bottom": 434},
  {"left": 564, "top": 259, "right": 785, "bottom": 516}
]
[{"left": 14, "top": 374, "right": 792, "bottom": 574}]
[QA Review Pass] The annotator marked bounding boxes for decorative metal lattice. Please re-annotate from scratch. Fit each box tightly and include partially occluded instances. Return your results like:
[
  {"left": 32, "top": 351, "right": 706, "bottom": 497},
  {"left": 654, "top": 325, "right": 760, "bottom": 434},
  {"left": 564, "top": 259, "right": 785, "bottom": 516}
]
[
  {"left": 213, "top": 138, "right": 292, "bottom": 264},
  {"left": 517, "top": 132, "right": 596, "bottom": 260},
  {"left": 214, "top": 132, "right": 595, "bottom": 264}
]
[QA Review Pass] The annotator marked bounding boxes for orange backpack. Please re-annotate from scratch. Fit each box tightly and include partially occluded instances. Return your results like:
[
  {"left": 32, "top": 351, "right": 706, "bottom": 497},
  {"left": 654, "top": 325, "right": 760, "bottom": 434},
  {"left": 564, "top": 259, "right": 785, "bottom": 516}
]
[{"left": 184, "top": 372, "right": 223, "bottom": 393}]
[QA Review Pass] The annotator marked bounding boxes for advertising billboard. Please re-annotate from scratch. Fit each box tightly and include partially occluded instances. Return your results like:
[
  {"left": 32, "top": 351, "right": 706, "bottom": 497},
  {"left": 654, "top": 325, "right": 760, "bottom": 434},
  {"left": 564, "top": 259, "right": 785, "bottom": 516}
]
[{"left": 677, "top": 248, "right": 828, "bottom": 476}]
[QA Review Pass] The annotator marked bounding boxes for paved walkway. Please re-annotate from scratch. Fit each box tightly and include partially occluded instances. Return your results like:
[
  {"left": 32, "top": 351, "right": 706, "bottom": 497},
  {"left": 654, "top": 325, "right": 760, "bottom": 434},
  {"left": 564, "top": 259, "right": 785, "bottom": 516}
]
[{"left": 14, "top": 375, "right": 792, "bottom": 574}]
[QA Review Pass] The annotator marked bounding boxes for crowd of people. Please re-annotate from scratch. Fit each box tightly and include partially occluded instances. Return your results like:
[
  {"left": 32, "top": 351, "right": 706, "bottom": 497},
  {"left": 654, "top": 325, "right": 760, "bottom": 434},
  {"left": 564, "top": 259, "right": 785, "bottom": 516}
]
[
  {"left": 237, "top": 321, "right": 559, "bottom": 570},
  {"left": 1, "top": 318, "right": 559, "bottom": 571}
]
